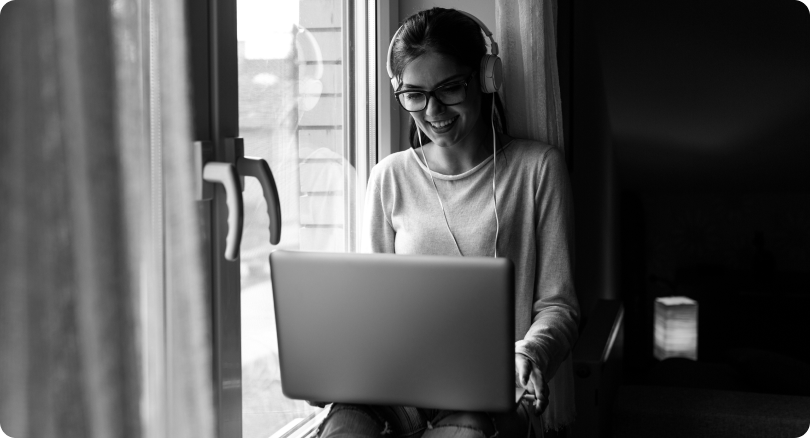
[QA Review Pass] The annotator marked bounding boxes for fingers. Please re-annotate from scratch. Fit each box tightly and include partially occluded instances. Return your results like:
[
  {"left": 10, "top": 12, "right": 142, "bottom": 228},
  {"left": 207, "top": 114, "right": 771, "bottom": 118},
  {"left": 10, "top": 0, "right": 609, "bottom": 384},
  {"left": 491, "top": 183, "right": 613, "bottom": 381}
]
[
  {"left": 528, "top": 369, "right": 549, "bottom": 416},
  {"left": 515, "top": 354, "right": 550, "bottom": 416},
  {"left": 514, "top": 354, "right": 532, "bottom": 389}
]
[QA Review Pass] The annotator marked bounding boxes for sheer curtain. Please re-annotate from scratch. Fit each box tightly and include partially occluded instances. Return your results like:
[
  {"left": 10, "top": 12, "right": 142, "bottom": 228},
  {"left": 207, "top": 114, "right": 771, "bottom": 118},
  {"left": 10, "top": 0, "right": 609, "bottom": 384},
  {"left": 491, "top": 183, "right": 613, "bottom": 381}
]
[
  {"left": 496, "top": 0, "right": 575, "bottom": 432},
  {"left": 496, "top": 0, "right": 565, "bottom": 157},
  {"left": 0, "top": 0, "right": 213, "bottom": 436}
]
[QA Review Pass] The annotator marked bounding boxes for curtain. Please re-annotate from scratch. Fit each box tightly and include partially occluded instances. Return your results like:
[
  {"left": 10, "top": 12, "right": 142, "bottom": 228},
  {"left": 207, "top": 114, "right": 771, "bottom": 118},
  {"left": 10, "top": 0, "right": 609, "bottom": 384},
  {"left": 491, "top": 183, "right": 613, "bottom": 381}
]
[
  {"left": 0, "top": 0, "right": 214, "bottom": 436},
  {"left": 496, "top": 0, "right": 576, "bottom": 432},
  {"left": 496, "top": 0, "right": 566, "bottom": 157}
]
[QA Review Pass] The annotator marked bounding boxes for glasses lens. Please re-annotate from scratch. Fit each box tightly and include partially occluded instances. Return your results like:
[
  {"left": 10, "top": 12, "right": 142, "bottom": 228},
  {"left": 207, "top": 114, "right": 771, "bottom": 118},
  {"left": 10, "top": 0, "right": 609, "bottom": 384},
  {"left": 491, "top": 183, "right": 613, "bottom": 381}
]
[
  {"left": 436, "top": 83, "right": 466, "bottom": 105},
  {"left": 398, "top": 91, "right": 426, "bottom": 111}
]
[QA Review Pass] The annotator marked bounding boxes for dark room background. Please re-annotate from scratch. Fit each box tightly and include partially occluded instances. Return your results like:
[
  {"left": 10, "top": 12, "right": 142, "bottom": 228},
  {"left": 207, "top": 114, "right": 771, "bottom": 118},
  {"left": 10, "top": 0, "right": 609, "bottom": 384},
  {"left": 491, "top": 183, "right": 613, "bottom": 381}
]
[{"left": 561, "top": 0, "right": 809, "bottom": 392}]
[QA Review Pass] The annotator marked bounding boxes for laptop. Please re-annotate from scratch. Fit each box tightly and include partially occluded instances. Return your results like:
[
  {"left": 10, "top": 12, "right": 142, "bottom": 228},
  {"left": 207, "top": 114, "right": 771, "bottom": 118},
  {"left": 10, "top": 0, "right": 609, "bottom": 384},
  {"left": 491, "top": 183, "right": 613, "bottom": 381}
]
[{"left": 269, "top": 250, "right": 526, "bottom": 412}]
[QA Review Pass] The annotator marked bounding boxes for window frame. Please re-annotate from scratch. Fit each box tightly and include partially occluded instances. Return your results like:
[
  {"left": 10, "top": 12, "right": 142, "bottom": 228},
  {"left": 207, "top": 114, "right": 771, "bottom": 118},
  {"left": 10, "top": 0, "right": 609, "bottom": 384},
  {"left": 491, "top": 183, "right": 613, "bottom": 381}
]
[
  {"left": 377, "top": 0, "right": 399, "bottom": 161},
  {"left": 185, "top": 0, "right": 386, "bottom": 436},
  {"left": 186, "top": 0, "right": 243, "bottom": 436}
]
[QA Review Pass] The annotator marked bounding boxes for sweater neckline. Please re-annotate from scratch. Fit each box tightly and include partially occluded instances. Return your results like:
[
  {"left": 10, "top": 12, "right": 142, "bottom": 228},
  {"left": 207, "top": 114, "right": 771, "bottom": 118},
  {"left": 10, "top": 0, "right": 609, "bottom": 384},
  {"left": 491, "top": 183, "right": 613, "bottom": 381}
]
[{"left": 409, "top": 140, "right": 515, "bottom": 181}]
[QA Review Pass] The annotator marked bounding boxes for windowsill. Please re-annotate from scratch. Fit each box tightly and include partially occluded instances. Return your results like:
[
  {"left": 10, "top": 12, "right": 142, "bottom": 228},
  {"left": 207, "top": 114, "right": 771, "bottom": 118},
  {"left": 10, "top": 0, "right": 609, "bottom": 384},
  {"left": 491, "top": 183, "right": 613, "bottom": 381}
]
[{"left": 269, "top": 405, "right": 331, "bottom": 438}]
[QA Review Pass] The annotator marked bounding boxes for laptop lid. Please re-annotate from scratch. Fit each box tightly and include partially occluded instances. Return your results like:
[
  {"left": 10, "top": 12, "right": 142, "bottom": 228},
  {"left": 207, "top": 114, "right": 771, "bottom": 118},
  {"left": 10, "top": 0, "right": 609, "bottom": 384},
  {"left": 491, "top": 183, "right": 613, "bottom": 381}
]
[{"left": 269, "top": 250, "right": 516, "bottom": 412}]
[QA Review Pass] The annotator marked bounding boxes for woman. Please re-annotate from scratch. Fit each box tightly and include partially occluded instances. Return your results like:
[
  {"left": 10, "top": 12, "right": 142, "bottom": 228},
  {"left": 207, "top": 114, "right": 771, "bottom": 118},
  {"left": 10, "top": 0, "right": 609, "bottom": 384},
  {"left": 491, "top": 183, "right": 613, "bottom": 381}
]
[{"left": 317, "top": 7, "right": 579, "bottom": 437}]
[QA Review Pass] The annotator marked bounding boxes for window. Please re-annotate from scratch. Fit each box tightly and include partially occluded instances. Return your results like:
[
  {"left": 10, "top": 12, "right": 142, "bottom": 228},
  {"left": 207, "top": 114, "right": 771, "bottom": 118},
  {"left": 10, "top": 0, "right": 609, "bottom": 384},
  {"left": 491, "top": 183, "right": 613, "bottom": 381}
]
[{"left": 235, "top": 0, "right": 372, "bottom": 436}]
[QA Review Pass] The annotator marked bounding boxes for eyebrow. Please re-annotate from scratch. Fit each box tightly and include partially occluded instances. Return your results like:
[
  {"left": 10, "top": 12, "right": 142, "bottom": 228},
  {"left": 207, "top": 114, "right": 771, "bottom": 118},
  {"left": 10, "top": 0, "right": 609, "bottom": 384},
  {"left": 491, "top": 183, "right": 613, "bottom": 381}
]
[{"left": 401, "top": 73, "right": 468, "bottom": 90}]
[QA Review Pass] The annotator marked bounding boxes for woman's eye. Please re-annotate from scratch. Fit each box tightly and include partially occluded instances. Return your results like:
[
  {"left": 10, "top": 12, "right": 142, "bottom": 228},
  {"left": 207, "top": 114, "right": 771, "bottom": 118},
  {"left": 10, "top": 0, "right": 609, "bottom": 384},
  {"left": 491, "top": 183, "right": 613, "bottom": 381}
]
[
  {"left": 404, "top": 93, "right": 423, "bottom": 101},
  {"left": 436, "top": 85, "right": 464, "bottom": 100}
]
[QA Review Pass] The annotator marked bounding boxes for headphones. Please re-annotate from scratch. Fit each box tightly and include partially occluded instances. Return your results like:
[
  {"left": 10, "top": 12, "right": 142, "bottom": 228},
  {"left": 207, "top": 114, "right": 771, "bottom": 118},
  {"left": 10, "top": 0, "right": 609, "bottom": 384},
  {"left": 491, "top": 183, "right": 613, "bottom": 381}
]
[
  {"left": 386, "top": 10, "right": 504, "bottom": 258},
  {"left": 386, "top": 10, "right": 503, "bottom": 94}
]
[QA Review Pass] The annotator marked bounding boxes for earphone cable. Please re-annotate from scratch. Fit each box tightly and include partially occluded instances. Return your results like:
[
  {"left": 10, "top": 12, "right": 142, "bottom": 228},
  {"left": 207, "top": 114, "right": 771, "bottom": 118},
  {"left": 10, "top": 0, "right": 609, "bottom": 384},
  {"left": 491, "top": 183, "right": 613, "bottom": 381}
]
[
  {"left": 417, "top": 101, "right": 500, "bottom": 259},
  {"left": 418, "top": 129, "right": 465, "bottom": 257},
  {"left": 491, "top": 95, "right": 499, "bottom": 258}
]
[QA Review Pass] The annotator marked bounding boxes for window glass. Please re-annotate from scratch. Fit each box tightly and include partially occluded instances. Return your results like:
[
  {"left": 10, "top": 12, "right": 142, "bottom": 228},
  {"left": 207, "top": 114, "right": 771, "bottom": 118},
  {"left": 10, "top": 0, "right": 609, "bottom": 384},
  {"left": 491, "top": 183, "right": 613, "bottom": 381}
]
[{"left": 237, "top": 0, "right": 356, "bottom": 436}]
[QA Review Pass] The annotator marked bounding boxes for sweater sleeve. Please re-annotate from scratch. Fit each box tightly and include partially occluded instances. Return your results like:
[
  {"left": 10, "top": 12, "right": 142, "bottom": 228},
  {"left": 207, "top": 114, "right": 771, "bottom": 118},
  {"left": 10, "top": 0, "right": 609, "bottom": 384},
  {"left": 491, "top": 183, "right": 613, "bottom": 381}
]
[
  {"left": 360, "top": 164, "right": 396, "bottom": 254},
  {"left": 514, "top": 147, "right": 580, "bottom": 381}
]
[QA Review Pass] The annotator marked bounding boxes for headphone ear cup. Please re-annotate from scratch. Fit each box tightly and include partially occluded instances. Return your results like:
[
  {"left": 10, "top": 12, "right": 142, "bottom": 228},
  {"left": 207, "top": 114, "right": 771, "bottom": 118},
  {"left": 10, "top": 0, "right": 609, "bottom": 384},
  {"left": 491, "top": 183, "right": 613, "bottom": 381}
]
[{"left": 479, "top": 55, "right": 503, "bottom": 94}]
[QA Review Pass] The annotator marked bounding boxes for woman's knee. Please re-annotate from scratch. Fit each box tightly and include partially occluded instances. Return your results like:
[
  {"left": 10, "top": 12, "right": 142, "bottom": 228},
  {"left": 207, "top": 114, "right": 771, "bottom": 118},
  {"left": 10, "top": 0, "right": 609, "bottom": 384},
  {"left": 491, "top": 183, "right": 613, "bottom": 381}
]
[
  {"left": 424, "top": 411, "right": 495, "bottom": 438},
  {"left": 317, "top": 404, "right": 383, "bottom": 438}
]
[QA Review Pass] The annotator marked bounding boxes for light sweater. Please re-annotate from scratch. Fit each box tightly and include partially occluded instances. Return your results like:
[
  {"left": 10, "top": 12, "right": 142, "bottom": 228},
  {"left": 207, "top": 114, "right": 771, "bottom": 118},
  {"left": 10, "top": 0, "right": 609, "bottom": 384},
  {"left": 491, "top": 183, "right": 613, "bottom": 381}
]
[{"left": 361, "top": 138, "right": 580, "bottom": 428}]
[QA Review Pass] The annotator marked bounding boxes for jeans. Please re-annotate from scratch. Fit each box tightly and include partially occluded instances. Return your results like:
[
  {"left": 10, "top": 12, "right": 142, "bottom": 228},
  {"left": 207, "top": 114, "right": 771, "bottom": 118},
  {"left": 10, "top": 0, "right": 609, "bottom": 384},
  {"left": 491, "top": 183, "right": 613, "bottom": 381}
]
[{"left": 316, "top": 403, "right": 533, "bottom": 438}]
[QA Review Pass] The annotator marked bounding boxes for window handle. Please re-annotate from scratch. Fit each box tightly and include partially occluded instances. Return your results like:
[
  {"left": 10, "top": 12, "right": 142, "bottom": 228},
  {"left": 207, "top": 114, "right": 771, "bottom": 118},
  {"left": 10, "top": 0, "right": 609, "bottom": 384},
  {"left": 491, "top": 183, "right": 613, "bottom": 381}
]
[
  {"left": 237, "top": 156, "right": 282, "bottom": 246},
  {"left": 194, "top": 139, "right": 281, "bottom": 260},
  {"left": 203, "top": 162, "right": 244, "bottom": 261}
]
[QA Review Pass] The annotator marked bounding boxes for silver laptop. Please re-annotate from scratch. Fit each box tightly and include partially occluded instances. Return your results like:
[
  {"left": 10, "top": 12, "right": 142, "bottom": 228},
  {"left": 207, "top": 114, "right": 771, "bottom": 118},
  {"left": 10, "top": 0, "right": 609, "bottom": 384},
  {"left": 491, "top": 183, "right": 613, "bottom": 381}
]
[{"left": 269, "top": 250, "right": 524, "bottom": 412}]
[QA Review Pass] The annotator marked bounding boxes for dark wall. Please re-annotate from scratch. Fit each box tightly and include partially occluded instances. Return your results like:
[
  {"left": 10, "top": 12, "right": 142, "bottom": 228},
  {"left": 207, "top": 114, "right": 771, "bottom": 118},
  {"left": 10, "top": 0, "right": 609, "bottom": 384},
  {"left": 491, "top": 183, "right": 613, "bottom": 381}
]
[
  {"left": 568, "top": 0, "right": 622, "bottom": 330},
  {"left": 588, "top": 0, "right": 810, "bottom": 375},
  {"left": 561, "top": 0, "right": 807, "bottom": 374}
]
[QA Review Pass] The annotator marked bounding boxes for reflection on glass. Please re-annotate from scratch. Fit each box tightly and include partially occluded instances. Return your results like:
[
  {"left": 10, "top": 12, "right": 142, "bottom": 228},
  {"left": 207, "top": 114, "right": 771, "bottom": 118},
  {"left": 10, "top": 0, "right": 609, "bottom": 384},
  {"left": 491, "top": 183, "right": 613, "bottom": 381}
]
[{"left": 237, "top": 0, "right": 352, "bottom": 436}]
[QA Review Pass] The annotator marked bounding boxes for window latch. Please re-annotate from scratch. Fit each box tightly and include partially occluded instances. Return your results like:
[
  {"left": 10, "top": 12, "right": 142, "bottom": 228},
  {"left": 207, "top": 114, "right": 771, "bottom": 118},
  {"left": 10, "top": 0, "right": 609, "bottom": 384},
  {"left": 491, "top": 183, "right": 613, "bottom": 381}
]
[
  {"left": 195, "top": 139, "right": 282, "bottom": 261},
  {"left": 196, "top": 140, "right": 244, "bottom": 261}
]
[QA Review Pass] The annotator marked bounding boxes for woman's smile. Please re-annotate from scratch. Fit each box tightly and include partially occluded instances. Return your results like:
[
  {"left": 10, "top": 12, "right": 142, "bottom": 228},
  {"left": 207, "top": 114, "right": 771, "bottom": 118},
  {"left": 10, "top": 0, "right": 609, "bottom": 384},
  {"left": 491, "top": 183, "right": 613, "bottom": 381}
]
[
  {"left": 427, "top": 115, "right": 459, "bottom": 133},
  {"left": 400, "top": 51, "right": 482, "bottom": 149}
]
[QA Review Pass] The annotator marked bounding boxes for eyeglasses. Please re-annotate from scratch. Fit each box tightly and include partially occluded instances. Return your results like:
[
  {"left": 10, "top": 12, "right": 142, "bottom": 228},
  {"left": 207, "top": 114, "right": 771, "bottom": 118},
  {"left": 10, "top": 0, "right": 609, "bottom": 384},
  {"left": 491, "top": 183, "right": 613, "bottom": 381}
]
[{"left": 394, "top": 73, "right": 474, "bottom": 112}]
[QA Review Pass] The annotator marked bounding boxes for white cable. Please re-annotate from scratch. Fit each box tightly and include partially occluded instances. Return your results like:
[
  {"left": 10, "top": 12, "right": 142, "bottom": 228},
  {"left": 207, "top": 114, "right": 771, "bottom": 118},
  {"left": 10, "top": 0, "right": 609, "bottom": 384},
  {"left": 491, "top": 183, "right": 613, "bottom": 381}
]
[
  {"left": 491, "top": 95, "right": 499, "bottom": 258},
  {"left": 417, "top": 94, "right": 500, "bottom": 259},
  {"left": 418, "top": 129, "right": 464, "bottom": 257}
]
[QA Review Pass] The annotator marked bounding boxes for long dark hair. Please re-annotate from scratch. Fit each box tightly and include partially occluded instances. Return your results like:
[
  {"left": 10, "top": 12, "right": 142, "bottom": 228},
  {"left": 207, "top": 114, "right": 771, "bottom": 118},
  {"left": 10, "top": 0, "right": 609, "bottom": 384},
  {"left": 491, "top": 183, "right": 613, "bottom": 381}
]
[{"left": 390, "top": 8, "right": 508, "bottom": 149}]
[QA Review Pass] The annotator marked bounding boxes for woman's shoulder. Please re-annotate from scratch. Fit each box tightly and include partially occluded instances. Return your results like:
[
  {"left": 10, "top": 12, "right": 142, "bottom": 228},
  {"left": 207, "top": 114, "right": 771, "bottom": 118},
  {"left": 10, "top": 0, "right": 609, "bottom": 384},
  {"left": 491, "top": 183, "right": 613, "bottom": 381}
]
[
  {"left": 502, "top": 137, "right": 564, "bottom": 168},
  {"left": 505, "top": 137, "right": 558, "bottom": 156},
  {"left": 369, "top": 148, "right": 418, "bottom": 182}
]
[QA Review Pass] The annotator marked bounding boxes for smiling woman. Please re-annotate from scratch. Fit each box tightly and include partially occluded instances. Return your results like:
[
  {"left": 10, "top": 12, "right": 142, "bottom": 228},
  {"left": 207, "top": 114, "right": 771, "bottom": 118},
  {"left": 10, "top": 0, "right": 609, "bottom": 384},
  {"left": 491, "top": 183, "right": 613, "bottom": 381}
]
[
  {"left": 390, "top": 10, "right": 506, "bottom": 155},
  {"left": 315, "top": 7, "right": 579, "bottom": 438},
  {"left": 399, "top": 58, "right": 481, "bottom": 149}
]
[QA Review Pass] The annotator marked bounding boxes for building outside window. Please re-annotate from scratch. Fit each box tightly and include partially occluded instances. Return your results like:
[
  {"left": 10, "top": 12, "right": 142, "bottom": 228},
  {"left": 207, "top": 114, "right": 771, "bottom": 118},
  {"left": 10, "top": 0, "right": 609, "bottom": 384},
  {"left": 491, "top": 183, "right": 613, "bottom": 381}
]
[{"left": 237, "top": 0, "right": 366, "bottom": 436}]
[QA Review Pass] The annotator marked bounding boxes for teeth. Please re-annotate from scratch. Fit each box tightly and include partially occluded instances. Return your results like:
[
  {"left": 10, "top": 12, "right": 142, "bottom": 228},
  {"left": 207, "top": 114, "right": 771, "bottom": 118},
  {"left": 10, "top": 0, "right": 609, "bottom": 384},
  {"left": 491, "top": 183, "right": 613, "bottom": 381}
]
[{"left": 430, "top": 117, "right": 455, "bottom": 128}]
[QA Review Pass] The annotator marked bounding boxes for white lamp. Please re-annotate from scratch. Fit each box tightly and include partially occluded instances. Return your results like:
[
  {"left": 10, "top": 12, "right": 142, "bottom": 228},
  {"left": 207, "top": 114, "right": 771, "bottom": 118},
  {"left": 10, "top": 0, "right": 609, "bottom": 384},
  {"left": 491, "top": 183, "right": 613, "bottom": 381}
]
[{"left": 654, "top": 296, "right": 698, "bottom": 360}]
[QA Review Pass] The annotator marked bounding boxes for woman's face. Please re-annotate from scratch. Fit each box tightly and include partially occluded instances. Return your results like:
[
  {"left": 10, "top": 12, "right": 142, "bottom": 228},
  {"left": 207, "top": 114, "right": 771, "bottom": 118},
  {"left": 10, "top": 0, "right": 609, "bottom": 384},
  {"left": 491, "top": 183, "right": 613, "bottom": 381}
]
[{"left": 399, "top": 51, "right": 483, "bottom": 148}]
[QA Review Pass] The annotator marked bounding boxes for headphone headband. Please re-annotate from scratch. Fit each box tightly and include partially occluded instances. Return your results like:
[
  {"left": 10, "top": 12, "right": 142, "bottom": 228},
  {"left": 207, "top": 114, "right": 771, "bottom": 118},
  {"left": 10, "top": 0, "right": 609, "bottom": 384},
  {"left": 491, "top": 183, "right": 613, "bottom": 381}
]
[
  {"left": 386, "top": 9, "right": 501, "bottom": 93},
  {"left": 455, "top": 10, "right": 499, "bottom": 56}
]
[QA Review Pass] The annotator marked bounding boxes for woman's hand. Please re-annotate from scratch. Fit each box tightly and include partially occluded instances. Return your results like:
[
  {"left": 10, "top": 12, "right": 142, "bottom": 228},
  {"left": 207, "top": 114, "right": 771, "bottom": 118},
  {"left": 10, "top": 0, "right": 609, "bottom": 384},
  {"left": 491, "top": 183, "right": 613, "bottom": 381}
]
[{"left": 515, "top": 354, "right": 549, "bottom": 416}]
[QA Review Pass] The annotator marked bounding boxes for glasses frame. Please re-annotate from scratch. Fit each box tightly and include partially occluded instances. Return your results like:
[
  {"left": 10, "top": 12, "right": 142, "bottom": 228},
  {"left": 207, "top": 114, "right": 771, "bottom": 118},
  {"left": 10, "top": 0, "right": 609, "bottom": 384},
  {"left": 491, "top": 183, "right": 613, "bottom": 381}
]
[{"left": 393, "top": 73, "right": 475, "bottom": 112}]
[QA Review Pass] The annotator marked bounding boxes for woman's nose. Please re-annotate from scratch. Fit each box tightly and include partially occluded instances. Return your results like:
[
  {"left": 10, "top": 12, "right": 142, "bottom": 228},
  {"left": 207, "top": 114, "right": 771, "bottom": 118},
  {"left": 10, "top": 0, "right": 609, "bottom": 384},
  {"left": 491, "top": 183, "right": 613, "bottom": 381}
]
[{"left": 425, "top": 94, "right": 445, "bottom": 117}]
